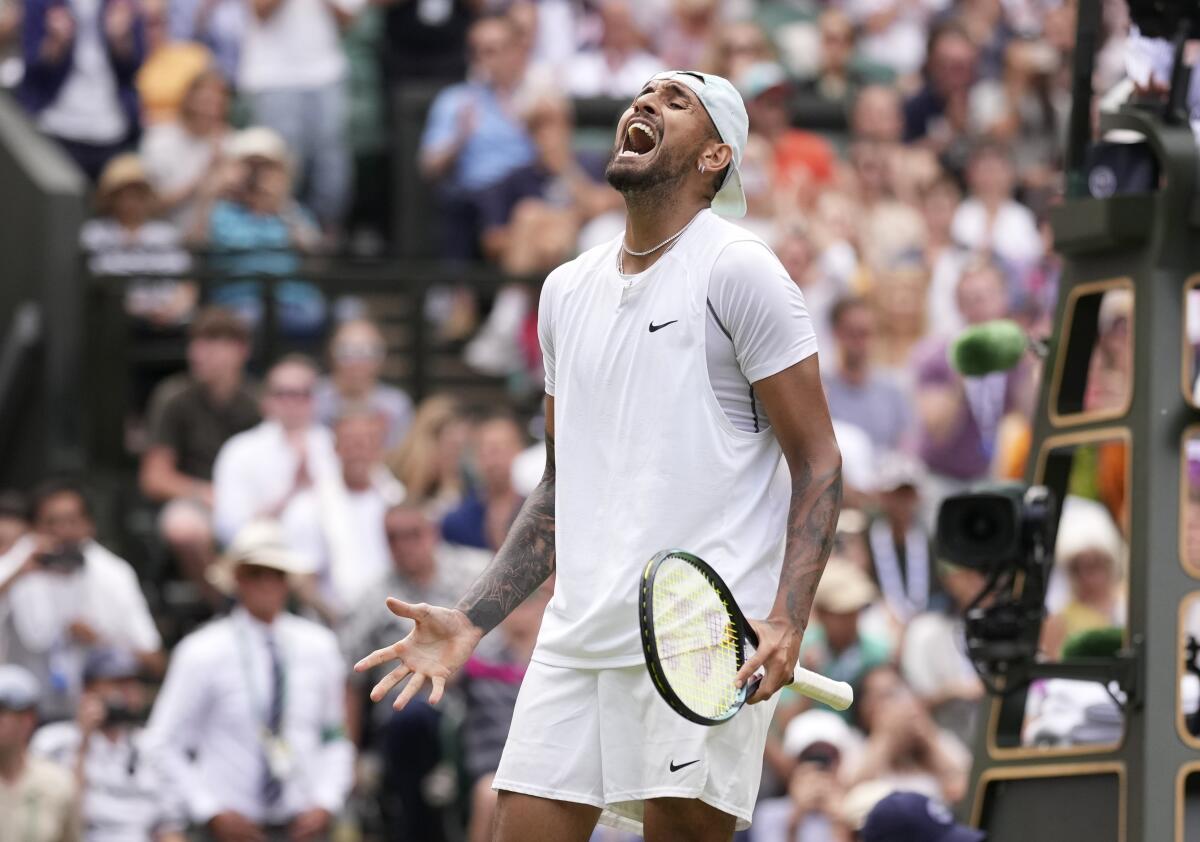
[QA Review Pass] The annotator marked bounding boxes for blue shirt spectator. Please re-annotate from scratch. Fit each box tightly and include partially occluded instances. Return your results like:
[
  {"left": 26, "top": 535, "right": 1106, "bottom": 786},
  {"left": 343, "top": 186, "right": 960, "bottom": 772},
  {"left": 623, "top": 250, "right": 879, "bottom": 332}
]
[{"left": 420, "top": 80, "right": 537, "bottom": 193}]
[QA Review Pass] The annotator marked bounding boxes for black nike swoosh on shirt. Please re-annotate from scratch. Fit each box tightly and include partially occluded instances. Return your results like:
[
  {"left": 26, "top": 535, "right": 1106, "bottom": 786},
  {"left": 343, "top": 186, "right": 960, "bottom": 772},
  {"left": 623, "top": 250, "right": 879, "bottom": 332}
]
[
  {"left": 649, "top": 320, "right": 679, "bottom": 333},
  {"left": 669, "top": 759, "right": 701, "bottom": 772}
]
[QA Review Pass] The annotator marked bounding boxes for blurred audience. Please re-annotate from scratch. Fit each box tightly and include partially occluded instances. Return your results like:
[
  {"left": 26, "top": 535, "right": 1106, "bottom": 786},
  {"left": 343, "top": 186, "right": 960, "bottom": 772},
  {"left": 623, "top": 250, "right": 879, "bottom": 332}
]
[
  {"left": 0, "top": 665, "right": 79, "bottom": 842},
  {"left": 31, "top": 648, "right": 178, "bottom": 842},
  {"left": 139, "top": 67, "right": 233, "bottom": 230},
  {"left": 0, "top": 480, "right": 163, "bottom": 722},
  {"left": 441, "top": 411, "right": 525, "bottom": 550},
  {"left": 134, "top": 0, "right": 212, "bottom": 125},
  {"left": 951, "top": 140, "right": 1042, "bottom": 267},
  {"left": 421, "top": 13, "right": 538, "bottom": 260},
  {"left": 239, "top": 0, "right": 360, "bottom": 232},
  {"left": 866, "top": 452, "right": 934, "bottom": 626},
  {"left": 315, "top": 319, "right": 415, "bottom": 448},
  {"left": 566, "top": 1, "right": 664, "bottom": 98},
  {"left": 387, "top": 395, "right": 470, "bottom": 517},
  {"left": 284, "top": 406, "right": 405, "bottom": 621},
  {"left": 19, "top": 0, "right": 146, "bottom": 180},
  {"left": 140, "top": 307, "right": 258, "bottom": 608},
  {"left": 167, "top": 0, "right": 244, "bottom": 82},
  {"left": 861, "top": 790, "right": 985, "bottom": 842},
  {"left": 903, "top": 22, "right": 977, "bottom": 170},
  {"left": 144, "top": 520, "right": 352, "bottom": 840},
  {"left": 212, "top": 354, "right": 338, "bottom": 545},
  {"left": 0, "top": 491, "right": 28, "bottom": 557},
  {"left": 81, "top": 154, "right": 194, "bottom": 329}
]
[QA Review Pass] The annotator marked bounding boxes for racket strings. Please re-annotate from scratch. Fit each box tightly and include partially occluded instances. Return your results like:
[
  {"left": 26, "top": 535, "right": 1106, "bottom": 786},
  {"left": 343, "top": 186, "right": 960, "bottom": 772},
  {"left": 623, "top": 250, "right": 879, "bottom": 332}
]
[{"left": 652, "top": 557, "right": 744, "bottom": 720}]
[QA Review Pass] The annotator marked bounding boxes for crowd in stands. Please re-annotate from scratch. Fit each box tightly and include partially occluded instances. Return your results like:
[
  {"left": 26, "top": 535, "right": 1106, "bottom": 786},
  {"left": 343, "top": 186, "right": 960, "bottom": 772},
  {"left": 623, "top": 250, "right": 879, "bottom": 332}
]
[{"left": 0, "top": 0, "right": 1151, "bottom": 839}]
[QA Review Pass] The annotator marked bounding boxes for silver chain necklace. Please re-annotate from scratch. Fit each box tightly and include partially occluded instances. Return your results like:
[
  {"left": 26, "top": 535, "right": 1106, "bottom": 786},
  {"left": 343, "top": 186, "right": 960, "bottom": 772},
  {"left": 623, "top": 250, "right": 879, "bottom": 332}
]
[{"left": 621, "top": 211, "right": 702, "bottom": 258}]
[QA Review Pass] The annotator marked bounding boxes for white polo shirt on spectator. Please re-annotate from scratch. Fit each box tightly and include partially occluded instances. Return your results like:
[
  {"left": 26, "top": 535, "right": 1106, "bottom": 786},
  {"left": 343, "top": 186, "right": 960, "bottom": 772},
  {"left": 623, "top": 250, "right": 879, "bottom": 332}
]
[
  {"left": 238, "top": 0, "right": 365, "bottom": 92},
  {"left": 142, "top": 606, "right": 353, "bottom": 825},
  {"left": 0, "top": 538, "right": 161, "bottom": 722},
  {"left": 211, "top": 421, "right": 339, "bottom": 546}
]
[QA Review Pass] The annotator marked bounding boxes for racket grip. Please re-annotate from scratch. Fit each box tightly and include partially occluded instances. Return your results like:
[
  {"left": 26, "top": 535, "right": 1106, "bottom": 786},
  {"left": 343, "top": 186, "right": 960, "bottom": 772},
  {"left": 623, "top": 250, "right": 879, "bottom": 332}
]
[{"left": 792, "top": 667, "right": 854, "bottom": 711}]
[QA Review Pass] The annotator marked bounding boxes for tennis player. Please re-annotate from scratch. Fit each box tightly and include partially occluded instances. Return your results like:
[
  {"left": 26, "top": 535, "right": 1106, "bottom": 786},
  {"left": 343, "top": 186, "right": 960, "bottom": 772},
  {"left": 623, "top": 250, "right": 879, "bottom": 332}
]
[{"left": 356, "top": 70, "right": 843, "bottom": 842}]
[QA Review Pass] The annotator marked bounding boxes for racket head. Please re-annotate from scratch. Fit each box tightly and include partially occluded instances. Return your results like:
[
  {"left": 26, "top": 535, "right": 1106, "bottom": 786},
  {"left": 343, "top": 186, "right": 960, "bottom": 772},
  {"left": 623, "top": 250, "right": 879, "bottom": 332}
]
[{"left": 639, "top": 549, "right": 756, "bottom": 726}]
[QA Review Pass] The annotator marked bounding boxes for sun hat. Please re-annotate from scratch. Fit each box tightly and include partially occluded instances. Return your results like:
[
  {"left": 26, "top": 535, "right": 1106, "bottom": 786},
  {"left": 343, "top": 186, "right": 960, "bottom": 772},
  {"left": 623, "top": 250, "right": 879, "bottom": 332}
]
[
  {"left": 814, "top": 558, "right": 879, "bottom": 613},
  {"left": 228, "top": 126, "right": 291, "bottom": 168},
  {"left": 207, "top": 519, "right": 315, "bottom": 593},
  {"left": 0, "top": 664, "right": 40, "bottom": 711},
  {"left": 96, "top": 154, "right": 153, "bottom": 212},
  {"left": 647, "top": 70, "right": 749, "bottom": 218}
]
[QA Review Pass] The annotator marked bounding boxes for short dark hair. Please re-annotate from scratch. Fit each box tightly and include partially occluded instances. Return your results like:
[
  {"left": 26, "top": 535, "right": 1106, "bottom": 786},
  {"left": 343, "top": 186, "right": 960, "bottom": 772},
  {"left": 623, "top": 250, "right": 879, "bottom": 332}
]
[
  {"left": 27, "top": 478, "right": 93, "bottom": 523},
  {"left": 829, "top": 295, "right": 871, "bottom": 329},
  {"left": 189, "top": 307, "right": 251, "bottom": 344},
  {"left": 268, "top": 352, "right": 321, "bottom": 379}
]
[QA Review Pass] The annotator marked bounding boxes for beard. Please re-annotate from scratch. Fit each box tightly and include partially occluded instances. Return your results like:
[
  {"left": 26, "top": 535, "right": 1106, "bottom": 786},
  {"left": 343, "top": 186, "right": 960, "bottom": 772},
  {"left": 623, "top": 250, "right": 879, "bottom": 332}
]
[{"left": 604, "top": 140, "right": 693, "bottom": 196}]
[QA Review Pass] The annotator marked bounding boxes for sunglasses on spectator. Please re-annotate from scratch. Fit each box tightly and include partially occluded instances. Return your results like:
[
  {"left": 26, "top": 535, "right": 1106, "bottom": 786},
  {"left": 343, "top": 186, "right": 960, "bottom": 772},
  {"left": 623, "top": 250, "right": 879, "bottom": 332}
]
[
  {"left": 268, "top": 387, "right": 313, "bottom": 400},
  {"left": 334, "top": 342, "right": 385, "bottom": 362}
]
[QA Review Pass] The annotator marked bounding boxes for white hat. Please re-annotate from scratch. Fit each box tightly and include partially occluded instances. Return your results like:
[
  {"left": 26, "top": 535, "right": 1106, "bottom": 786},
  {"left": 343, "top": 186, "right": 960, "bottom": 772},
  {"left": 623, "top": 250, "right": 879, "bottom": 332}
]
[
  {"left": 208, "top": 519, "right": 314, "bottom": 593},
  {"left": 1054, "top": 495, "right": 1125, "bottom": 579},
  {"left": 782, "top": 709, "right": 863, "bottom": 759},
  {"left": 814, "top": 558, "right": 879, "bottom": 613},
  {"left": 228, "top": 127, "right": 291, "bottom": 168},
  {"left": 648, "top": 70, "right": 749, "bottom": 218},
  {"left": 0, "top": 665, "right": 40, "bottom": 711}
]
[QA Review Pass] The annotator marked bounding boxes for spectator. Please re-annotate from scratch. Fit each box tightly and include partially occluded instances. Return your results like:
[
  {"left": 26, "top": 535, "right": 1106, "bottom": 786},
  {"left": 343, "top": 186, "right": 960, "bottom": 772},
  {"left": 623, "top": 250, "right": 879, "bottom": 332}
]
[
  {"left": 900, "top": 564, "right": 986, "bottom": 746},
  {"left": 799, "top": 9, "right": 864, "bottom": 105},
  {"left": 420, "top": 13, "right": 538, "bottom": 260},
  {"left": 212, "top": 354, "right": 339, "bottom": 546},
  {"left": 339, "top": 504, "right": 477, "bottom": 842},
  {"left": 0, "top": 481, "right": 164, "bottom": 722},
  {"left": 844, "top": 665, "right": 972, "bottom": 804},
  {"left": 903, "top": 22, "right": 978, "bottom": 166},
  {"left": 844, "top": 0, "right": 947, "bottom": 82},
  {"left": 134, "top": 0, "right": 212, "bottom": 125},
  {"left": 0, "top": 490, "right": 29, "bottom": 556},
  {"left": 140, "top": 67, "right": 234, "bottom": 230},
  {"left": 566, "top": 1, "right": 663, "bottom": 98},
  {"left": 314, "top": 319, "right": 414, "bottom": 448},
  {"left": 463, "top": 585, "right": 552, "bottom": 842},
  {"left": 19, "top": 0, "right": 146, "bottom": 180},
  {"left": 861, "top": 791, "right": 985, "bottom": 842},
  {"left": 193, "top": 127, "right": 326, "bottom": 338},
  {"left": 693, "top": 10, "right": 761, "bottom": 80},
  {"left": 797, "top": 558, "right": 892, "bottom": 719},
  {"left": 143, "top": 520, "right": 352, "bottom": 839},
  {"left": 283, "top": 407, "right": 406, "bottom": 620},
  {"left": 0, "top": 665, "right": 80, "bottom": 842},
  {"left": 81, "top": 154, "right": 195, "bottom": 329},
  {"left": 0, "top": 0, "right": 21, "bottom": 86},
  {"left": 379, "top": 0, "right": 472, "bottom": 81},
  {"left": 441, "top": 412, "right": 525, "bottom": 550},
  {"left": 775, "top": 217, "right": 844, "bottom": 358},
  {"left": 822, "top": 296, "right": 914, "bottom": 453},
  {"left": 140, "top": 307, "right": 259, "bottom": 607},
  {"left": 853, "top": 84, "right": 905, "bottom": 144},
  {"left": 754, "top": 709, "right": 863, "bottom": 842},
  {"left": 386, "top": 394, "right": 470, "bottom": 517},
  {"left": 968, "top": 38, "right": 1065, "bottom": 193},
  {"left": 950, "top": 140, "right": 1042, "bottom": 268},
  {"left": 167, "top": 0, "right": 246, "bottom": 83},
  {"left": 31, "top": 649, "right": 180, "bottom": 842},
  {"left": 866, "top": 452, "right": 936, "bottom": 625},
  {"left": 239, "top": 0, "right": 361, "bottom": 232},
  {"left": 914, "top": 257, "right": 1033, "bottom": 500},
  {"left": 1041, "top": 496, "right": 1126, "bottom": 659},
  {"left": 921, "top": 173, "right": 968, "bottom": 339},
  {"left": 1083, "top": 289, "right": 1132, "bottom": 414}
]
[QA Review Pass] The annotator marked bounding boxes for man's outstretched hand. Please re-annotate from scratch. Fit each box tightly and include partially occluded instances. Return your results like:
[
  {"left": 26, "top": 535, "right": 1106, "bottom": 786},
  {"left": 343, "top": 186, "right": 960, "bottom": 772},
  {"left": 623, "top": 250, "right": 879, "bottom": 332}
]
[{"left": 354, "top": 598, "right": 483, "bottom": 711}]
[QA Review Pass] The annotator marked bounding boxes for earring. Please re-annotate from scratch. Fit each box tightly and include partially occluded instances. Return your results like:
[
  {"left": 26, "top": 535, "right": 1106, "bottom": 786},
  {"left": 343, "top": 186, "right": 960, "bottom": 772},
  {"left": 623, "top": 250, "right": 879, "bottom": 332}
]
[{"left": 698, "top": 163, "right": 706, "bottom": 173}]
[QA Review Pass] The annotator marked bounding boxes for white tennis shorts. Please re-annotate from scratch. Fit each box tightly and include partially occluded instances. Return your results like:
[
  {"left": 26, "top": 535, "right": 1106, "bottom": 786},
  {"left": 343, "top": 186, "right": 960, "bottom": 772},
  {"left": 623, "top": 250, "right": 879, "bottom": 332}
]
[{"left": 492, "top": 659, "right": 778, "bottom": 833}]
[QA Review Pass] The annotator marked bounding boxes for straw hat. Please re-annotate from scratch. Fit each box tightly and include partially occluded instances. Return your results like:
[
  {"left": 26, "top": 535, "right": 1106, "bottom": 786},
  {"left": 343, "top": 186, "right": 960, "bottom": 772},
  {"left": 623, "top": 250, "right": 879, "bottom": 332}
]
[
  {"left": 207, "top": 519, "right": 314, "bottom": 593},
  {"left": 814, "top": 558, "right": 879, "bottom": 614},
  {"left": 95, "top": 154, "right": 153, "bottom": 212}
]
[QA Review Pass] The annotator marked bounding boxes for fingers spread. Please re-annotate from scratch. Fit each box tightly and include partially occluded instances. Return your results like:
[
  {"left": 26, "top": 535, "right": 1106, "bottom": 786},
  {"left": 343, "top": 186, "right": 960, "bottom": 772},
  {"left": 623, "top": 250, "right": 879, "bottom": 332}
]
[
  {"left": 386, "top": 598, "right": 428, "bottom": 621},
  {"left": 393, "top": 672, "right": 427, "bottom": 711},
  {"left": 355, "top": 641, "right": 402, "bottom": 673},
  {"left": 369, "top": 662, "right": 411, "bottom": 703},
  {"left": 428, "top": 675, "right": 447, "bottom": 706}
]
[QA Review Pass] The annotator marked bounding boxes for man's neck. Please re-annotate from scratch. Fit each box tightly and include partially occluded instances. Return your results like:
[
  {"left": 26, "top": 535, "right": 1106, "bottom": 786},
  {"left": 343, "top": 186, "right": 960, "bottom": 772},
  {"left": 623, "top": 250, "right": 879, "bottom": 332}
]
[
  {"left": 344, "top": 466, "right": 372, "bottom": 492},
  {"left": 839, "top": 361, "right": 868, "bottom": 386},
  {"left": 0, "top": 749, "right": 25, "bottom": 784},
  {"left": 619, "top": 194, "right": 706, "bottom": 274},
  {"left": 201, "top": 371, "right": 242, "bottom": 403},
  {"left": 332, "top": 372, "right": 369, "bottom": 401}
]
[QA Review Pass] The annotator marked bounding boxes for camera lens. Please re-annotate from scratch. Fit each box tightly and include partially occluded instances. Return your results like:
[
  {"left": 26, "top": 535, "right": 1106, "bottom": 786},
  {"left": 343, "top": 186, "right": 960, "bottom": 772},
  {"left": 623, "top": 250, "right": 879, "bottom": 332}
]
[{"left": 964, "top": 511, "right": 999, "bottom": 543}]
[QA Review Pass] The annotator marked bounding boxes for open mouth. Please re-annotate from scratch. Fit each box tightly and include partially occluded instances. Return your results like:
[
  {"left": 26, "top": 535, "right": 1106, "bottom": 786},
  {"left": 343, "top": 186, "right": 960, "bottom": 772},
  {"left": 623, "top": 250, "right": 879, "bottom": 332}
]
[{"left": 619, "top": 118, "right": 658, "bottom": 158}]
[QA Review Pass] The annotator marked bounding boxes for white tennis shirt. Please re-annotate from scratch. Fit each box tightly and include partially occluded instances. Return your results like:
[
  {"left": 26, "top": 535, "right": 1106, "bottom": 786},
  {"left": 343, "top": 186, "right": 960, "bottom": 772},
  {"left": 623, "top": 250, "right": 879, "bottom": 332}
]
[{"left": 534, "top": 209, "right": 818, "bottom": 668}]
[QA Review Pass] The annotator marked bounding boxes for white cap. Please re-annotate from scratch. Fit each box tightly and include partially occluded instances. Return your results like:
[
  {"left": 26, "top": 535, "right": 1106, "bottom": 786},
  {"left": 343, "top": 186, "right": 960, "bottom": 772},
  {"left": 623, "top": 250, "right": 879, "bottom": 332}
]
[{"left": 648, "top": 70, "right": 749, "bottom": 218}]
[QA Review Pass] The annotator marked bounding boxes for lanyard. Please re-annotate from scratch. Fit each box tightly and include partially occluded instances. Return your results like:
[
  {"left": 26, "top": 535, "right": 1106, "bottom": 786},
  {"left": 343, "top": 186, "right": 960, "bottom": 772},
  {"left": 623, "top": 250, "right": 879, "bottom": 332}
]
[{"left": 233, "top": 614, "right": 287, "bottom": 736}]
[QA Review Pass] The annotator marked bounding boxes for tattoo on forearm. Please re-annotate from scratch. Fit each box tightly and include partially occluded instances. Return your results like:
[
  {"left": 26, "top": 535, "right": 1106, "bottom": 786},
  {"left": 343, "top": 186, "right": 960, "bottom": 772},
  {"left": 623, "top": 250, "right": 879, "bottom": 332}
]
[
  {"left": 457, "top": 432, "right": 556, "bottom": 633},
  {"left": 779, "top": 461, "right": 843, "bottom": 629}
]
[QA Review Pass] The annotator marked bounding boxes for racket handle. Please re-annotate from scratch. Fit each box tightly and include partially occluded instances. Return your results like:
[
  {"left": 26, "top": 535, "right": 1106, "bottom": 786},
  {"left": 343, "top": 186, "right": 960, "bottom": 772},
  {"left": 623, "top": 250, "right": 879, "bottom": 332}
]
[{"left": 791, "top": 667, "right": 854, "bottom": 711}]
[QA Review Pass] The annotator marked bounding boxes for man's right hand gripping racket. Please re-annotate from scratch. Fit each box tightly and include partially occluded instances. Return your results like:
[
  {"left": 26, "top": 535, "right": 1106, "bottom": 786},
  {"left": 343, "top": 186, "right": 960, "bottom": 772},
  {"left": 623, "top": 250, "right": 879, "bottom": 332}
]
[{"left": 639, "top": 549, "right": 853, "bottom": 726}]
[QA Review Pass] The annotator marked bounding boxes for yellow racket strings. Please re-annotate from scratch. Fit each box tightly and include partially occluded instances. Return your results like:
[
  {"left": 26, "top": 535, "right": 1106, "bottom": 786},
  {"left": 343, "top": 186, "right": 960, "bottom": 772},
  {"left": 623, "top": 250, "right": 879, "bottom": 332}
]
[{"left": 652, "top": 557, "right": 742, "bottom": 718}]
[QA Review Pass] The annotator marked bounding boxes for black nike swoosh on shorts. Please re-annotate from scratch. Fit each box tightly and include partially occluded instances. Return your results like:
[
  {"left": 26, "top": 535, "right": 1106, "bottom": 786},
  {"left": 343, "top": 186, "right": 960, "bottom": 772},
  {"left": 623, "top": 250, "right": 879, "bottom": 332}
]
[
  {"left": 649, "top": 320, "right": 679, "bottom": 332},
  {"left": 669, "top": 759, "right": 701, "bottom": 772}
]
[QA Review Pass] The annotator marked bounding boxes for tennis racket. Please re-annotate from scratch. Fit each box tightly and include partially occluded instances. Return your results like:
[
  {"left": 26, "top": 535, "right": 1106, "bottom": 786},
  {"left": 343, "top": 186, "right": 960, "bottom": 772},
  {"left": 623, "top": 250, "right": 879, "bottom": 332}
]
[{"left": 639, "top": 549, "right": 853, "bottom": 726}]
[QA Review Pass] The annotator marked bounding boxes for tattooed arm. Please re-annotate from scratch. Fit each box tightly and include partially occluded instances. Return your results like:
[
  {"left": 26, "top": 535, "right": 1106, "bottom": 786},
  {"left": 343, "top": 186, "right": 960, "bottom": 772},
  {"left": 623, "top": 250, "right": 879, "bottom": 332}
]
[
  {"left": 733, "top": 355, "right": 843, "bottom": 703},
  {"left": 355, "top": 396, "right": 556, "bottom": 710},
  {"left": 457, "top": 397, "right": 557, "bottom": 633}
]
